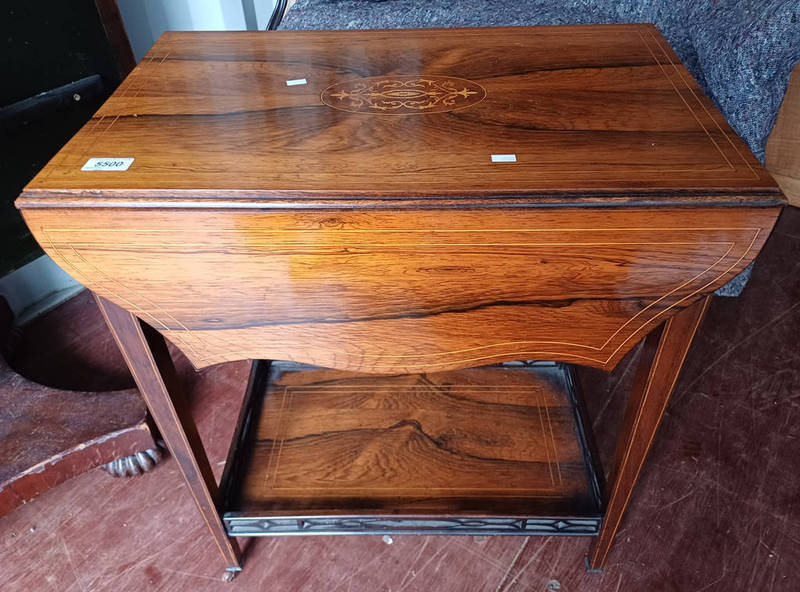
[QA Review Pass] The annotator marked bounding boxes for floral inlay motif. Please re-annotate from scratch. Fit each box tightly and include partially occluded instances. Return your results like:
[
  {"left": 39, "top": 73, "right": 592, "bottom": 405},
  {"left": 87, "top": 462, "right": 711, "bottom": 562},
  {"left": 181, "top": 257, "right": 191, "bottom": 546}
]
[{"left": 321, "top": 76, "right": 486, "bottom": 114}]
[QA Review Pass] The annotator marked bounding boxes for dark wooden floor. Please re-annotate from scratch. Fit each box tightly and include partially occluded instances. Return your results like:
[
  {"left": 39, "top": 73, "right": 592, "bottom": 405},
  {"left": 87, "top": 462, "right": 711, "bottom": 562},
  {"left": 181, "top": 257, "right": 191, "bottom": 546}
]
[{"left": 2, "top": 207, "right": 799, "bottom": 592}]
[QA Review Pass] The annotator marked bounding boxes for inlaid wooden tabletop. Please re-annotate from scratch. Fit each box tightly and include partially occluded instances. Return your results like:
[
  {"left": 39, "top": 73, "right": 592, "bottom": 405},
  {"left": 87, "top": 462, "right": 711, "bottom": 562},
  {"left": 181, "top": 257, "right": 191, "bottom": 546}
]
[{"left": 19, "top": 25, "right": 781, "bottom": 208}]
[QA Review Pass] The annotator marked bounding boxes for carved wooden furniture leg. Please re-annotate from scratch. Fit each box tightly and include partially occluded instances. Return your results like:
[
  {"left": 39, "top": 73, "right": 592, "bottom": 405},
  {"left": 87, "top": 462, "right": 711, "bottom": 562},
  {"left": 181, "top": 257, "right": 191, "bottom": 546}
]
[
  {"left": 587, "top": 295, "right": 711, "bottom": 571},
  {"left": 102, "top": 446, "right": 163, "bottom": 477},
  {"left": 94, "top": 294, "right": 242, "bottom": 578},
  {"left": 0, "top": 297, "right": 160, "bottom": 518}
]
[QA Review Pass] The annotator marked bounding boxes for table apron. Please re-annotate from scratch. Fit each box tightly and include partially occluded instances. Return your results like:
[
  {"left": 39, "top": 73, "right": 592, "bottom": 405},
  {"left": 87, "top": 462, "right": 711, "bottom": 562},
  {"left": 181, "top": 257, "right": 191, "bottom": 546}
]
[{"left": 22, "top": 205, "right": 779, "bottom": 373}]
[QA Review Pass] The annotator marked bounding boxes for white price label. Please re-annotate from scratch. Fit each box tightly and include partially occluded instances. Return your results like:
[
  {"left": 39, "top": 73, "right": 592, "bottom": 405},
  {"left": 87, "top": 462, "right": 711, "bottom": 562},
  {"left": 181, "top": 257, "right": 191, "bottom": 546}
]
[
  {"left": 286, "top": 78, "right": 307, "bottom": 86},
  {"left": 491, "top": 154, "right": 517, "bottom": 163},
  {"left": 81, "top": 157, "right": 134, "bottom": 171}
]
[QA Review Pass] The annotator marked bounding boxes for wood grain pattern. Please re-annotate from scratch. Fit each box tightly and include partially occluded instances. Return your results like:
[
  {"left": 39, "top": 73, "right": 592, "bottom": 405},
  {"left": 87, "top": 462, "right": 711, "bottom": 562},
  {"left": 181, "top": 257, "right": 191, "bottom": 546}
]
[
  {"left": 11, "top": 25, "right": 786, "bottom": 574},
  {"left": 23, "top": 206, "right": 778, "bottom": 373},
  {"left": 94, "top": 295, "right": 241, "bottom": 571},
  {"left": 7, "top": 228, "right": 800, "bottom": 590},
  {"left": 231, "top": 362, "right": 601, "bottom": 517},
  {"left": 17, "top": 25, "right": 781, "bottom": 206},
  {"left": 587, "top": 295, "right": 710, "bottom": 570}
]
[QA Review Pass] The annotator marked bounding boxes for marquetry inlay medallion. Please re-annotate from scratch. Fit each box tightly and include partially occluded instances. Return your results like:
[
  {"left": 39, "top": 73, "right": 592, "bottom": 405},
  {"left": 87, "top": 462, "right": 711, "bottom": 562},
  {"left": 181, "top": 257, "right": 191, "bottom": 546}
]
[{"left": 321, "top": 76, "right": 486, "bottom": 114}]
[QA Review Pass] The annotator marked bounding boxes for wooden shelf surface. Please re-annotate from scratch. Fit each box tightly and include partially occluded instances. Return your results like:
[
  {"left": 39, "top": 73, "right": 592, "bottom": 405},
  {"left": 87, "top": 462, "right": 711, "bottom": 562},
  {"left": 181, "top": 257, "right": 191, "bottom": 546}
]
[{"left": 223, "top": 362, "right": 603, "bottom": 536}]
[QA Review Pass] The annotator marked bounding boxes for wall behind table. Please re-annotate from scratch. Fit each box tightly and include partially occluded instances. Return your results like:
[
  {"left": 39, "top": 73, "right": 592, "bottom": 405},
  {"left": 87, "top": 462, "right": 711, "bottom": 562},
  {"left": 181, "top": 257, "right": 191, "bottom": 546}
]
[{"left": 118, "top": 0, "right": 277, "bottom": 62}]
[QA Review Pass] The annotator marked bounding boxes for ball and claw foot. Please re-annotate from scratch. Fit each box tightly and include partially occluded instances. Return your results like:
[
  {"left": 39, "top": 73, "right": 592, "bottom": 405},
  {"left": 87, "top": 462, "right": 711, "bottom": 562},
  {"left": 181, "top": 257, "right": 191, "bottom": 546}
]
[{"left": 102, "top": 446, "right": 163, "bottom": 477}]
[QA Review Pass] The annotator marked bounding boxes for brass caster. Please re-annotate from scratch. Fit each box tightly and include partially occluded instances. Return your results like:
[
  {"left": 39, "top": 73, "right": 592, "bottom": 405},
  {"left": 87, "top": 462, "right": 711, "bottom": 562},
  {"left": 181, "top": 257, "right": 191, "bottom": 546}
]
[
  {"left": 222, "top": 568, "right": 241, "bottom": 582},
  {"left": 584, "top": 556, "right": 603, "bottom": 574}
]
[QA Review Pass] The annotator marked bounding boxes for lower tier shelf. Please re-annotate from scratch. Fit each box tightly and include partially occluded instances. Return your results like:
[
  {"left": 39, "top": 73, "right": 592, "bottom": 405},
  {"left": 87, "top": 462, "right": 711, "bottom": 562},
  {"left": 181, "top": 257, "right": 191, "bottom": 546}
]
[{"left": 221, "top": 361, "right": 604, "bottom": 537}]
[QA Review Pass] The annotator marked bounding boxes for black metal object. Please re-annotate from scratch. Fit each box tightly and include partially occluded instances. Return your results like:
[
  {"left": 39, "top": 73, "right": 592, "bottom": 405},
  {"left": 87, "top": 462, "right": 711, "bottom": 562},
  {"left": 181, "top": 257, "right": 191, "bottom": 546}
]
[
  {"left": 0, "top": 73, "right": 111, "bottom": 275},
  {"left": 225, "top": 516, "right": 601, "bottom": 537},
  {"left": 267, "top": 0, "right": 288, "bottom": 30},
  {"left": 0, "top": 75, "right": 106, "bottom": 128},
  {"left": 1, "top": 0, "right": 126, "bottom": 275}
]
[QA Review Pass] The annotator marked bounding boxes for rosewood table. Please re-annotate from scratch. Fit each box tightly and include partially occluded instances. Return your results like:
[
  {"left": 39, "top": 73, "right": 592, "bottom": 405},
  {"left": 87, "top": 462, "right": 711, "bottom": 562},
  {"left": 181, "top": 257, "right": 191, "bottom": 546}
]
[{"left": 15, "top": 25, "right": 784, "bottom": 580}]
